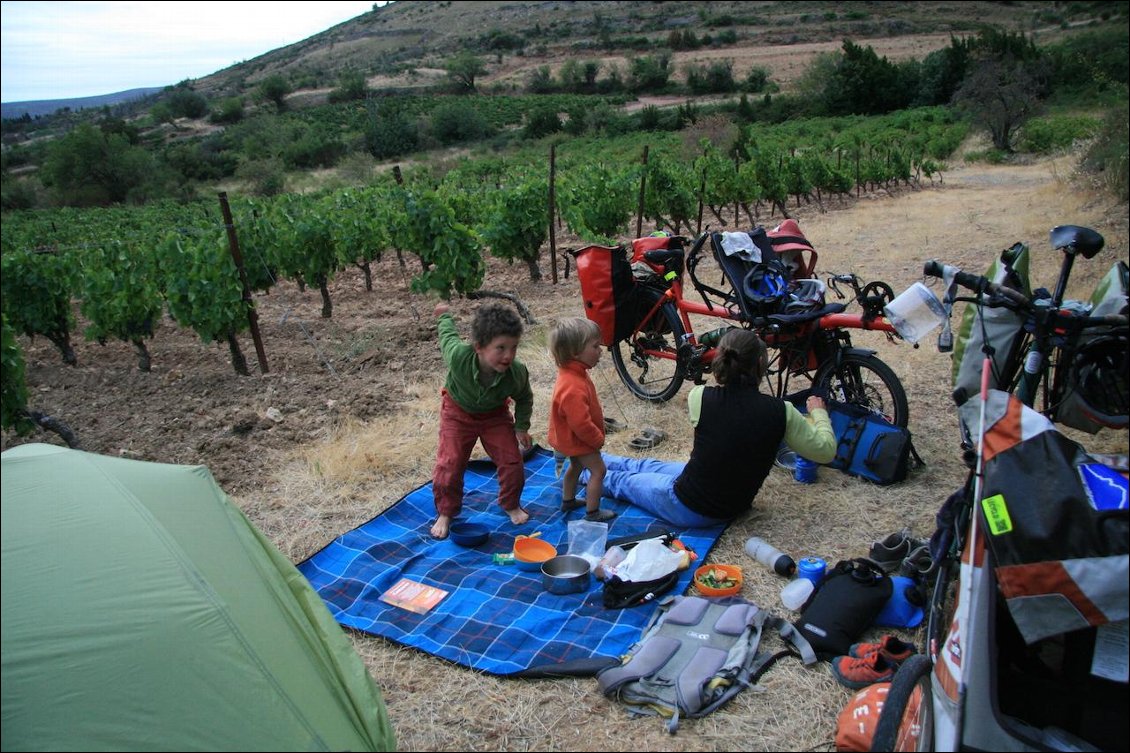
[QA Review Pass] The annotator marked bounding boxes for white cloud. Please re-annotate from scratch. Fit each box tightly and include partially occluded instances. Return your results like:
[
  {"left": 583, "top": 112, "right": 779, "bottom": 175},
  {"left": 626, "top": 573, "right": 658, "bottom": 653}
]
[{"left": 1, "top": 1, "right": 378, "bottom": 102}]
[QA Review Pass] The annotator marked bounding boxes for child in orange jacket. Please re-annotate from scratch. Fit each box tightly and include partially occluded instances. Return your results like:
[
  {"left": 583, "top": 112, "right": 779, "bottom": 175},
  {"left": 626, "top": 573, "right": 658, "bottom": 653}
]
[{"left": 546, "top": 318, "right": 616, "bottom": 523}]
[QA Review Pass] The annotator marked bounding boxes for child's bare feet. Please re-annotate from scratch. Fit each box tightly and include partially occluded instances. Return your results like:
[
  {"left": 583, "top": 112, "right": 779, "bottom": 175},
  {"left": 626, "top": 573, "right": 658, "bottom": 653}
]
[
  {"left": 507, "top": 506, "right": 530, "bottom": 526},
  {"left": 430, "top": 515, "right": 452, "bottom": 539}
]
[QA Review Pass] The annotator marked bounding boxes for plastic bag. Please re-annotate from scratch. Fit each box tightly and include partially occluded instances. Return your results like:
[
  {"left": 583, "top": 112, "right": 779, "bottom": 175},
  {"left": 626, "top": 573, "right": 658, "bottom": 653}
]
[
  {"left": 567, "top": 519, "right": 608, "bottom": 569},
  {"left": 615, "top": 538, "right": 685, "bottom": 582}
]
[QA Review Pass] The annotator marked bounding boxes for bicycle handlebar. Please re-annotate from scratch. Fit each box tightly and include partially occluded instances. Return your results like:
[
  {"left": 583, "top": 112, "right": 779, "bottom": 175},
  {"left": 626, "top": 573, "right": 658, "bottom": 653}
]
[
  {"left": 922, "top": 260, "right": 1032, "bottom": 308},
  {"left": 923, "top": 259, "right": 1129, "bottom": 330}
]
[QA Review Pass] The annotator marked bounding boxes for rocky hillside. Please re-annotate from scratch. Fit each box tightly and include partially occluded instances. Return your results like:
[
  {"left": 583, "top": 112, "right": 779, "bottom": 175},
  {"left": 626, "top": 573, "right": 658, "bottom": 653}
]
[{"left": 192, "top": 0, "right": 1105, "bottom": 98}]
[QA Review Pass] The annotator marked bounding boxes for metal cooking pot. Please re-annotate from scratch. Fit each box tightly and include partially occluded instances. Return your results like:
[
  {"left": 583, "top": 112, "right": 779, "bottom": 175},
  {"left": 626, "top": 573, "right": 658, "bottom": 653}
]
[{"left": 541, "top": 555, "right": 591, "bottom": 595}]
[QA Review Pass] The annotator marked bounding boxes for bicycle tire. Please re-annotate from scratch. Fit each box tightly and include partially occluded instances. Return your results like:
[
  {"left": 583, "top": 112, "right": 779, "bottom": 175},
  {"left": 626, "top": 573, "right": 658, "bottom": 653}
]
[
  {"left": 871, "top": 654, "right": 935, "bottom": 752},
  {"left": 610, "top": 293, "right": 687, "bottom": 402},
  {"left": 813, "top": 352, "right": 910, "bottom": 427}
]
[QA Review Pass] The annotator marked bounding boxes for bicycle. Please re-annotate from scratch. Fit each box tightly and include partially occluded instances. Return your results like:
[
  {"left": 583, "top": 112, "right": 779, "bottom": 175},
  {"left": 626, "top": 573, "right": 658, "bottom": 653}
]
[
  {"left": 923, "top": 224, "right": 1129, "bottom": 433},
  {"left": 604, "top": 230, "right": 911, "bottom": 427}
]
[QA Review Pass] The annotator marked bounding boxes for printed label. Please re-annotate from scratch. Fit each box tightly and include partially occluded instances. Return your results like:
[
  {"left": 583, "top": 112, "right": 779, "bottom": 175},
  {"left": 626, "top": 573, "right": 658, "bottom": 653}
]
[{"left": 981, "top": 493, "right": 1013, "bottom": 535}]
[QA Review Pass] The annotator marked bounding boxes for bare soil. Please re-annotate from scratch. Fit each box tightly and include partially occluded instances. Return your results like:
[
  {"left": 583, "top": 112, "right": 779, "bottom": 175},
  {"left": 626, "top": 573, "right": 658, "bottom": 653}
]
[{"left": 5, "top": 150, "right": 1127, "bottom": 752}]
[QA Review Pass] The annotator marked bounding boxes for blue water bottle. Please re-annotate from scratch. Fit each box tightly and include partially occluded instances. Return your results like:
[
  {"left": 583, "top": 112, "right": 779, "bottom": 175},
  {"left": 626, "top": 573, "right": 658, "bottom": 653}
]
[{"left": 794, "top": 455, "right": 817, "bottom": 484}]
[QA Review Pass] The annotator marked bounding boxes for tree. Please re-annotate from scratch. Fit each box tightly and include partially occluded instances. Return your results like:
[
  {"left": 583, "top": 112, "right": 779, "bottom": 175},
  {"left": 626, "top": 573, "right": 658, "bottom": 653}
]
[
  {"left": 445, "top": 51, "right": 487, "bottom": 92},
  {"left": 41, "top": 122, "right": 155, "bottom": 205},
  {"left": 953, "top": 58, "right": 1043, "bottom": 151},
  {"left": 257, "top": 74, "right": 292, "bottom": 111}
]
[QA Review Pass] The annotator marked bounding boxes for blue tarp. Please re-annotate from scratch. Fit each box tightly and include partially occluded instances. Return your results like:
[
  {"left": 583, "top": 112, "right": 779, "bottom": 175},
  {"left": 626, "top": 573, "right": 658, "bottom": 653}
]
[{"left": 298, "top": 446, "right": 727, "bottom": 676}]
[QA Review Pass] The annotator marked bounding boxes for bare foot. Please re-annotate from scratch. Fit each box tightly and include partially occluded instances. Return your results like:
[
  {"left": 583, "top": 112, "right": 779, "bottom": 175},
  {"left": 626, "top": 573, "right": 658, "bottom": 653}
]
[
  {"left": 507, "top": 506, "right": 530, "bottom": 526},
  {"left": 430, "top": 515, "right": 451, "bottom": 539}
]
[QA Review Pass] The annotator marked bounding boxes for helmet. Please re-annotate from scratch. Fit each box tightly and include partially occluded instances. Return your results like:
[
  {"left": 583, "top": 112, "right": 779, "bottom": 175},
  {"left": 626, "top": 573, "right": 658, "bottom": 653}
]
[
  {"left": 1070, "top": 333, "right": 1129, "bottom": 429},
  {"left": 742, "top": 265, "right": 788, "bottom": 306},
  {"left": 835, "top": 683, "right": 890, "bottom": 751}
]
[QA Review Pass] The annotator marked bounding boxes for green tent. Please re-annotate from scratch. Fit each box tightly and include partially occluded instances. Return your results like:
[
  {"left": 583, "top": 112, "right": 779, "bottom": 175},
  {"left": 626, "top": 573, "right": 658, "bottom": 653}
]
[{"left": 1, "top": 444, "right": 395, "bottom": 752}]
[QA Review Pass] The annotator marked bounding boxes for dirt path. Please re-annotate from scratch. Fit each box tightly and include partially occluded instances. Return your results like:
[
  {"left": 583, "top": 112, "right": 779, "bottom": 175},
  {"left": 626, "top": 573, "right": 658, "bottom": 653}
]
[{"left": 4, "top": 151, "right": 1126, "bottom": 752}]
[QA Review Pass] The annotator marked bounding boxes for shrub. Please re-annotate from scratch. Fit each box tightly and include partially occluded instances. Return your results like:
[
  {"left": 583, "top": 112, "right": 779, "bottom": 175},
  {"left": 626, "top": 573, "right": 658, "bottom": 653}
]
[
  {"left": 1083, "top": 108, "right": 1129, "bottom": 201},
  {"left": 523, "top": 108, "right": 562, "bottom": 139},
  {"left": 210, "top": 97, "right": 244, "bottom": 125},
  {"left": 429, "top": 101, "right": 492, "bottom": 145},
  {"left": 1016, "top": 114, "right": 1100, "bottom": 153}
]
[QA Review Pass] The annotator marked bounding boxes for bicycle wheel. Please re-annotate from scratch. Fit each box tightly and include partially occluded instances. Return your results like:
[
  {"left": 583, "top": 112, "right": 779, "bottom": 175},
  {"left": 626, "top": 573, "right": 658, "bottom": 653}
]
[
  {"left": 610, "top": 296, "right": 687, "bottom": 402},
  {"left": 871, "top": 655, "right": 935, "bottom": 752},
  {"left": 814, "top": 352, "right": 909, "bottom": 427}
]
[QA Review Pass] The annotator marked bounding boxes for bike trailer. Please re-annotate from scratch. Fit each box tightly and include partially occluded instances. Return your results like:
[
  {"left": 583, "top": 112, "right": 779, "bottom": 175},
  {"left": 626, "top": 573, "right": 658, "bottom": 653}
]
[{"left": 891, "top": 391, "right": 1129, "bottom": 752}]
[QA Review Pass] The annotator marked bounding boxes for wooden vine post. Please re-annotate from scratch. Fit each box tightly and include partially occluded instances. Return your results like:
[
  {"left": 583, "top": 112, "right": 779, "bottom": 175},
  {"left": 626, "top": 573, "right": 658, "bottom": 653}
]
[
  {"left": 636, "top": 144, "right": 649, "bottom": 238},
  {"left": 548, "top": 144, "right": 559, "bottom": 283},
  {"left": 218, "top": 192, "right": 269, "bottom": 375}
]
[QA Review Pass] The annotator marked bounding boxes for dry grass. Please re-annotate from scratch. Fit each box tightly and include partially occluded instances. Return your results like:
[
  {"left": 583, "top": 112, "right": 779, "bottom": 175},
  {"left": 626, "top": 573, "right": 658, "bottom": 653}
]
[{"left": 237, "top": 149, "right": 1127, "bottom": 752}]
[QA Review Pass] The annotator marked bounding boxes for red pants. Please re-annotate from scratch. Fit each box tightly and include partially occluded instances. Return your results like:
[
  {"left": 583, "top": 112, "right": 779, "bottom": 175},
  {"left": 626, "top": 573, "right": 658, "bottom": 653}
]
[{"left": 432, "top": 392, "right": 525, "bottom": 518}]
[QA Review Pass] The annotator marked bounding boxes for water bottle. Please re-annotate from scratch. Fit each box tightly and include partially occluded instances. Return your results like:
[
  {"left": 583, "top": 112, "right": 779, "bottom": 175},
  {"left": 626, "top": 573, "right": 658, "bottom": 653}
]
[
  {"left": 794, "top": 455, "right": 818, "bottom": 484},
  {"left": 698, "top": 326, "right": 730, "bottom": 348},
  {"left": 744, "top": 536, "right": 797, "bottom": 577}
]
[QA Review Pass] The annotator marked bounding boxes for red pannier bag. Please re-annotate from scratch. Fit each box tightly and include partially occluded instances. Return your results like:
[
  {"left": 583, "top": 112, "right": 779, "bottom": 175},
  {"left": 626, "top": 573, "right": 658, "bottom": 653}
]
[{"left": 570, "top": 244, "right": 636, "bottom": 346}]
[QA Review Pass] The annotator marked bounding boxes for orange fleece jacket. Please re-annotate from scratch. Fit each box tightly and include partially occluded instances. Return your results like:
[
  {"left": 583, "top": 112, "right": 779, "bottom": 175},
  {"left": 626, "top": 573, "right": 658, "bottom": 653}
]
[{"left": 547, "top": 360, "right": 605, "bottom": 456}]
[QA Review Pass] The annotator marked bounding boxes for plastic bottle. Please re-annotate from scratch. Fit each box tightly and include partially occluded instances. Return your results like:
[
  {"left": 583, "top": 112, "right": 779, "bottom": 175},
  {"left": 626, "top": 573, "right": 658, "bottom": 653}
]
[
  {"left": 780, "top": 577, "right": 814, "bottom": 611},
  {"left": 744, "top": 536, "right": 797, "bottom": 577},
  {"left": 794, "top": 455, "right": 818, "bottom": 484},
  {"left": 698, "top": 326, "right": 730, "bottom": 348}
]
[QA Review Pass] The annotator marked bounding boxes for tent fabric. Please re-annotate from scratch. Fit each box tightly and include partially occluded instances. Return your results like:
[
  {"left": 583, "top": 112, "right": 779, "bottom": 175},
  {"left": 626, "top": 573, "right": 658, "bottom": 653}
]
[
  {"left": 1, "top": 443, "right": 395, "bottom": 753},
  {"left": 297, "top": 446, "right": 728, "bottom": 676}
]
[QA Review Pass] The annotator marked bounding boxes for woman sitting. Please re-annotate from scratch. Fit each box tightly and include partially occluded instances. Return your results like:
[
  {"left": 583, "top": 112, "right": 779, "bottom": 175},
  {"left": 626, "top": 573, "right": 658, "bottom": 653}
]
[{"left": 588, "top": 328, "right": 836, "bottom": 528}]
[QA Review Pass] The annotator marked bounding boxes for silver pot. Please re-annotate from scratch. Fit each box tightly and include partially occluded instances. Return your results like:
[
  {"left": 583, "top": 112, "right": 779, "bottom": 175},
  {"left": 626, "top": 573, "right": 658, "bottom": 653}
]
[{"left": 541, "top": 555, "right": 591, "bottom": 595}]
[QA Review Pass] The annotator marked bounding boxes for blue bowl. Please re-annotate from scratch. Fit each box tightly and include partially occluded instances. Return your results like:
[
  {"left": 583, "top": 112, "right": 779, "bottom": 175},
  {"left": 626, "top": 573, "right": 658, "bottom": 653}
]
[{"left": 450, "top": 522, "right": 489, "bottom": 547}]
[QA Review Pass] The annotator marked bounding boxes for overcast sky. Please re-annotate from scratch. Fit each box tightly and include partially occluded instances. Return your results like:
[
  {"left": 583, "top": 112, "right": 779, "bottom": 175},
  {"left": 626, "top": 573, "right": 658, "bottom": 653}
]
[{"left": 1, "top": 1, "right": 379, "bottom": 103}]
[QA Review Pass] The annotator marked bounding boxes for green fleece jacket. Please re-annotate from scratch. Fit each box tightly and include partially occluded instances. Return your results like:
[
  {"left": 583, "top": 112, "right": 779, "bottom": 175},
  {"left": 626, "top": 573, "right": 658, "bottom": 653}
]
[{"left": 437, "top": 313, "right": 533, "bottom": 431}]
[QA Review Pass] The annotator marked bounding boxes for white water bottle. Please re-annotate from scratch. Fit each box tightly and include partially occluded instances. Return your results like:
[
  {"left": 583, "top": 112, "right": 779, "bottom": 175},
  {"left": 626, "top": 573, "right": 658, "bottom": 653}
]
[{"left": 745, "top": 536, "right": 797, "bottom": 577}]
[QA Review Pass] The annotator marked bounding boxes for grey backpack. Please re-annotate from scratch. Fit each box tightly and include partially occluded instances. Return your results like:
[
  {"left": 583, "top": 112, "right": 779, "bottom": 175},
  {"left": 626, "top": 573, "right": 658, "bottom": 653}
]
[{"left": 596, "top": 595, "right": 816, "bottom": 733}]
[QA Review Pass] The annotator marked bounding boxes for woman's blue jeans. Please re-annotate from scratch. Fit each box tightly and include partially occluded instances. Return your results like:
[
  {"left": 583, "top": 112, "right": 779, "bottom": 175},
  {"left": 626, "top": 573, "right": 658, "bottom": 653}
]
[{"left": 581, "top": 453, "right": 728, "bottom": 529}]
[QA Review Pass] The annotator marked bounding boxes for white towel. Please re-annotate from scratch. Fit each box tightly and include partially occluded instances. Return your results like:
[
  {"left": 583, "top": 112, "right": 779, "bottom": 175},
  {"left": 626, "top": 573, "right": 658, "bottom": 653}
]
[{"left": 720, "top": 231, "right": 760, "bottom": 262}]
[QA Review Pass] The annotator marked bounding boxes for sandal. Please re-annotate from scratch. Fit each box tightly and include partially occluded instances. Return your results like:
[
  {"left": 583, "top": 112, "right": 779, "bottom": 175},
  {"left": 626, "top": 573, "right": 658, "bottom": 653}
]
[
  {"left": 603, "top": 417, "right": 628, "bottom": 433},
  {"left": 628, "top": 427, "right": 667, "bottom": 450},
  {"left": 629, "top": 435, "right": 659, "bottom": 450},
  {"left": 585, "top": 508, "right": 618, "bottom": 523}
]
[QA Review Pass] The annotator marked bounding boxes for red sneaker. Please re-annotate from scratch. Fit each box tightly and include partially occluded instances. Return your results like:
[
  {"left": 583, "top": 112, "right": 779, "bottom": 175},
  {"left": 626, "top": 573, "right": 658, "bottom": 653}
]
[
  {"left": 831, "top": 652, "right": 898, "bottom": 689},
  {"left": 847, "top": 635, "right": 917, "bottom": 664}
]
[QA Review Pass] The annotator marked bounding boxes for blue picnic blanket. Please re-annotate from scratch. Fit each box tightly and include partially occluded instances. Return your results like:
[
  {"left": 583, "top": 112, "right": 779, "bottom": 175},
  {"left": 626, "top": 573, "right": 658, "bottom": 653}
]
[{"left": 297, "top": 446, "right": 727, "bottom": 676}]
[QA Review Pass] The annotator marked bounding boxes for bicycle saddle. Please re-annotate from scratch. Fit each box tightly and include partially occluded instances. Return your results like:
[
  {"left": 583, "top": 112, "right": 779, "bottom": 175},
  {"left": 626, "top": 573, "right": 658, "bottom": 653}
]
[
  {"left": 1050, "top": 225, "right": 1104, "bottom": 259},
  {"left": 643, "top": 247, "right": 685, "bottom": 277}
]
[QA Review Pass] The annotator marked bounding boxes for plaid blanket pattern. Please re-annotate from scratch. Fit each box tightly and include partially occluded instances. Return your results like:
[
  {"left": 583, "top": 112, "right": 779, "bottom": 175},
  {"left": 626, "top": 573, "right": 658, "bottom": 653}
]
[{"left": 297, "top": 447, "right": 727, "bottom": 676}]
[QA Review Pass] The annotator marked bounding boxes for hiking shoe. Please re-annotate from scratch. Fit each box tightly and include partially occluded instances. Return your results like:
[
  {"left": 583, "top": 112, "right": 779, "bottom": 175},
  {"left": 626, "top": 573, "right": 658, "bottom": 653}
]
[
  {"left": 585, "top": 509, "right": 617, "bottom": 523},
  {"left": 898, "top": 544, "right": 934, "bottom": 581},
  {"left": 869, "top": 528, "right": 925, "bottom": 573},
  {"left": 848, "top": 635, "right": 917, "bottom": 664},
  {"left": 560, "top": 498, "right": 585, "bottom": 513},
  {"left": 831, "top": 652, "right": 898, "bottom": 689}
]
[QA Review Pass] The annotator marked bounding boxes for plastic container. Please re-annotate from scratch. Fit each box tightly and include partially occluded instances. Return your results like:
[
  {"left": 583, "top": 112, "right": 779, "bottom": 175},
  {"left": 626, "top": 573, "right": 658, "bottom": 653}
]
[
  {"left": 780, "top": 577, "right": 815, "bottom": 611},
  {"left": 513, "top": 536, "right": 557, "bottom": 572},
  {"left": 693, "top": 563, "right": 743, "bottom": 597},
  {"left": 449, "top": 522, "right": 489, "bottom": 547},
  {"left": 794, "top": 456, "right": 818, "bottom": 484},
  {"left": 797, "top": 556, "right": 828, "bottom": 587},
  {"left": 744, "top": 536, "right": 796, "bottom": 577},
  {"left": 884, "top": 281, "right": 947, "bottom": 344}
]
